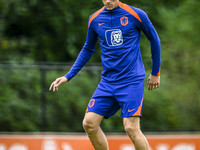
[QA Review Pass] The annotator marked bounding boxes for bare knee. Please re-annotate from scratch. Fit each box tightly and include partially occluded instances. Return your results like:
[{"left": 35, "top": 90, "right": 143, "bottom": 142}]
[
  {"left": 83, "top": 118, "right": 97, "bottom": 133},
  {"left": 82, "top": 112, "right": 103, "bottom": 134},
  {"left": 125, "top": 124, "right": 141, "bottom": 135},
  {"left": 124, "top": 117, "right": 142, "bottom": 139}
]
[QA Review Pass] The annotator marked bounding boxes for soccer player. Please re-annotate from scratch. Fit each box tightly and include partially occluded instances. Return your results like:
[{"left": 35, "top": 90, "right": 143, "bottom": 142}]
[{"left": 49, "top": 0, "right": 161, "bottom": 149}]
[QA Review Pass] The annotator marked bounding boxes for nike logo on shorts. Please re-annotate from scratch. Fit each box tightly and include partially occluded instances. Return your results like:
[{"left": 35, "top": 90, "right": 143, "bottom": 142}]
[{"left": 128, "top": 109, "right": 135, "bottom": 112}]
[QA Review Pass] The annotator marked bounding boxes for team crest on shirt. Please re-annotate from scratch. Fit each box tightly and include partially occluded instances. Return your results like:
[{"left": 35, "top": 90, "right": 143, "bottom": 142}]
[
  {"left": 105, "top": 29, "right": 123, "bottom": 46},
  {"left": 120, "top": 16, "right": 128, "bottom": 26}
]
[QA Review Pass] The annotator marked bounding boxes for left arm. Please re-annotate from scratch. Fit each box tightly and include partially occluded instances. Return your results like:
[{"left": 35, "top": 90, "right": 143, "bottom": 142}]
[{"left": 137, "top": 8, "right": 161, "bottom": 90}]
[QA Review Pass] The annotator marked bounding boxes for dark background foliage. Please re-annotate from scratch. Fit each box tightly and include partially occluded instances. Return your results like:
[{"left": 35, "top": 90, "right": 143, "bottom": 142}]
[{"left": 0, "top": 0, "right": 199, "bottom": 133}]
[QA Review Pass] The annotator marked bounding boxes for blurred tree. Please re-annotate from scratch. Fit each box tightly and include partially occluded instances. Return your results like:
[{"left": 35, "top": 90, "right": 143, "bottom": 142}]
[
  {"left": 0, "top": 0, "right": 200, "bottom": 133},
  {"left": 142, "top": 0, "right": 200, "bottom": 131},
  {"left": 0, "top": 0, "right": 103, "bottom": 62},
  {"left": 0, "top": 67, "right": 41, "bottom": 131},
  {"left": 0, "top": 0, "right": 184, "bottom": 62}
]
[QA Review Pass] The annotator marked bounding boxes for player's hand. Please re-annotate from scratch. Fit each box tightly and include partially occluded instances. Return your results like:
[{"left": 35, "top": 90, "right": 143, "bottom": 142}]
[
  {"left": 49, "top": 76, "right": 68, "bottom": 92},
  {"left": 147, "top": 74, "right": 160, "bottom": 90}
]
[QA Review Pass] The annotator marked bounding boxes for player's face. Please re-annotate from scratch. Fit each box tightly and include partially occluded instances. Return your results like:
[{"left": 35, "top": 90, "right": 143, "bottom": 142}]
[{"left": 102, "top": 0, "right": 119, "bottom": 10}]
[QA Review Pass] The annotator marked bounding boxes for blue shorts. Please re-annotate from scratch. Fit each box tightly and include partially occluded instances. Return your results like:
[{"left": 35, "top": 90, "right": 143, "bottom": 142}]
[{"left": 86, "top": 80, "right": 144, "bottom": 118}]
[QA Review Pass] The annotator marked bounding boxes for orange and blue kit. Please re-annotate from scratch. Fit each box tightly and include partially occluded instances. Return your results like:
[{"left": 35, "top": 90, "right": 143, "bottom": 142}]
[{"left": 65, "top": 2, "right": 161, "bottom": 118}]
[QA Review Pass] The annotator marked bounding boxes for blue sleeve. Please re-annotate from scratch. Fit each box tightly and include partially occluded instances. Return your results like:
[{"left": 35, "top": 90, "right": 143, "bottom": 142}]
[
  {"left": 64, "top": 18, "right": 98, "bottom": 81},
  {"left": 136, "top": 8, "right": 161, "bottom": 76}
]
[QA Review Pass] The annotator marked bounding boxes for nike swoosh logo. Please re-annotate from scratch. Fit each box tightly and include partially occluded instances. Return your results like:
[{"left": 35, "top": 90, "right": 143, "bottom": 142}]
[
  {"left": 128, "top": 109, "right": 135, "bottom": 112},
  {"left": 98, "top": 23, "right": 105, "bottom": 26}
]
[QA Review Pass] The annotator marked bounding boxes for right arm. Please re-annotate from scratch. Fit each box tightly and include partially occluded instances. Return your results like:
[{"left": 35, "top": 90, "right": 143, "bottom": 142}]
[
  {"left": 49, "top": 17, "right": 98, "bottom": 91},
  {"left": 64, "top": 17, "right": 99, "bottom": 81}
]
